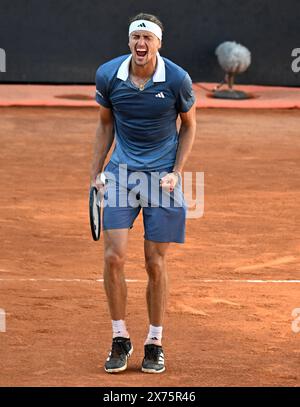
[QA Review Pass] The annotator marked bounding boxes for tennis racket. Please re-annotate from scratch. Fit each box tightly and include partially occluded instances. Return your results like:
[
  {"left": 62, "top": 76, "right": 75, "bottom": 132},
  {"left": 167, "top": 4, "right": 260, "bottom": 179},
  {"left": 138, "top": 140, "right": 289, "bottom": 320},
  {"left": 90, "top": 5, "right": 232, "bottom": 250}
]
[
  {"left": 89, "top": 173, "right": 107, "bottom": 241},
  {"left": 89, "top": 186, "right": 101, "bottom": 241}
]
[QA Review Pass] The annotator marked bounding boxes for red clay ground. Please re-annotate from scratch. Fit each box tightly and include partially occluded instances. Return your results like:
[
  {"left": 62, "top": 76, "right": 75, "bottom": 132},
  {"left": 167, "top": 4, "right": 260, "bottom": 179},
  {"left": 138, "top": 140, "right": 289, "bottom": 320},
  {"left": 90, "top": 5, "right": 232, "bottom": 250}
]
[{"left": 0, "top": 107, "right": 299, "bottom": 387}]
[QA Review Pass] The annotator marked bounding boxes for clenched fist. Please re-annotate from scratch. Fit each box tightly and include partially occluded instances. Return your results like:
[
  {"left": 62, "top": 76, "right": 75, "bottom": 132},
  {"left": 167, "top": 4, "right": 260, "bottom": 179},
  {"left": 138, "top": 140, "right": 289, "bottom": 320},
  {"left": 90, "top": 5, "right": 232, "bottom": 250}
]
[{"left": 160, "top": 171, "right": 181, "bottom": 193}]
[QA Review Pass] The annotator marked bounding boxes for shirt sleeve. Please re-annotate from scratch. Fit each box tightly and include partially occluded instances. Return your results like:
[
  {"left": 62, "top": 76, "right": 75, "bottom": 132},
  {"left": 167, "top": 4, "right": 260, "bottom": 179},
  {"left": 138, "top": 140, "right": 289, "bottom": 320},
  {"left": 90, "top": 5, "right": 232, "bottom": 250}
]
[
  {"left": 95, "top": 66, "right": 112, "bottom": 108},
  {"left": 176, "top": 73, "right": 195, "bottom": 113}
]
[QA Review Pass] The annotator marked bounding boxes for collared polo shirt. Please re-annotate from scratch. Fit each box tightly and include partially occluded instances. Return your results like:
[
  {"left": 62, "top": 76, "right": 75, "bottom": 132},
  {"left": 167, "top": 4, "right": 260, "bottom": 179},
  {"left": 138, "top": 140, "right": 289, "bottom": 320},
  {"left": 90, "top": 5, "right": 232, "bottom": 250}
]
[{"left": 95, "top": 53, "right": 195, "bottom": 171}]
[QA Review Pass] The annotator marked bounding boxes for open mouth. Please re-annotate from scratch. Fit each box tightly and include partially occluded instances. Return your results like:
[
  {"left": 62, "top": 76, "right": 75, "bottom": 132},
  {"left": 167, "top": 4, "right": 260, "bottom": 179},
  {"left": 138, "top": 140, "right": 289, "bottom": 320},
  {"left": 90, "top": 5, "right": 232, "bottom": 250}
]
[{"left": 136, "top": 49, "right": 147, "bottom": 58}]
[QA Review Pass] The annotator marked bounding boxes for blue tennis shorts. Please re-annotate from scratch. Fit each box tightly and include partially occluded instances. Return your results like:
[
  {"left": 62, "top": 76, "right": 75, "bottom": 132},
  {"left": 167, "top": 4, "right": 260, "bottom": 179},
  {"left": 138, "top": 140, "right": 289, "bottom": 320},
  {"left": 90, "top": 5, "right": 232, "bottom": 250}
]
[{"left": 102, "top": 161, "right": 186, "bottom": 243}]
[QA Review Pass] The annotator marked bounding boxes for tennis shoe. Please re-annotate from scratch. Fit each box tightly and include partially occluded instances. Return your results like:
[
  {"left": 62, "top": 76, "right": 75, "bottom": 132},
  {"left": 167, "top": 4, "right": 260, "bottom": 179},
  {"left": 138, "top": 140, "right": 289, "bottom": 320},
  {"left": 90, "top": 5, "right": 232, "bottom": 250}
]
[
  {"left": 104, "top": 337, "right": 133, "bottom": 373},
  {"left": 141, "top": 344, "right": 165, "bottom": 373}
]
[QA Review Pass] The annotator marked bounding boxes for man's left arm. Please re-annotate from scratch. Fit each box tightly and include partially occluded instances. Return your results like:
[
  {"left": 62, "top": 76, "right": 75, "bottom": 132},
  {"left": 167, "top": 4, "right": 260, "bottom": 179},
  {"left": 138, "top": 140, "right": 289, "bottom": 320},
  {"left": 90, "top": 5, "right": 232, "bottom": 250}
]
[
  {"left": 160, "top": 104, "right": 196, "bottom": 191},
  {"left": 173, "top": 104, "right": 196, "bottom": 174}
]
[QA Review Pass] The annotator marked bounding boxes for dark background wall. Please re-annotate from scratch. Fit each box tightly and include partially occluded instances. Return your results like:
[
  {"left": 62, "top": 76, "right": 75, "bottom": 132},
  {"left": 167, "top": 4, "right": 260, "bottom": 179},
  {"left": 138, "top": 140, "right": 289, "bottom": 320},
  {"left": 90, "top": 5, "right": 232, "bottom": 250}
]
[{"left": 0, "top": 0, "right": 299, "bottom": 86}]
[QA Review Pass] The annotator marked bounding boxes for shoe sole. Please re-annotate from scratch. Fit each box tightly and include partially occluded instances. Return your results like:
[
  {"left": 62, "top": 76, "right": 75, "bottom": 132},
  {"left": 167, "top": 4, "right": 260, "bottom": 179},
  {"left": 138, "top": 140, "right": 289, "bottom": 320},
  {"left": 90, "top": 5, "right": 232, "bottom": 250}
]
[
  {"left": 104, "top": 346, "right": 133, "bottom": 374},
  {"left": 141, "top": 366, "right": 166, "bottom": 374}
]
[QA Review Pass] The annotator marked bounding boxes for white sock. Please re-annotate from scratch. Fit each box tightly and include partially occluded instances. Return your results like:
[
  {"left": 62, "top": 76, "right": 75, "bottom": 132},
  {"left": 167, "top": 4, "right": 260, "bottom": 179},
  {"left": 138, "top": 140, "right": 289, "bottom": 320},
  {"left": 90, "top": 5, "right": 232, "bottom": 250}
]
[
  {"left": 112, "top": 320, "right": 129, "bottom": 339},
  {"left": 145, "top": 324, "right": 163, "bottom": 346}
]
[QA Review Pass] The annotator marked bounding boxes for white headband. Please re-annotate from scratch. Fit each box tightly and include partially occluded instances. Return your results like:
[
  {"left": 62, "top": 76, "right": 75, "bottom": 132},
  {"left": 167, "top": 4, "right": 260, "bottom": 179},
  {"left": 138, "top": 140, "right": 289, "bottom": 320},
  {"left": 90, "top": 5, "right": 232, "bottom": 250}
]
[{"left": 129, "top": 20, "right": 162, "bottom": 41}]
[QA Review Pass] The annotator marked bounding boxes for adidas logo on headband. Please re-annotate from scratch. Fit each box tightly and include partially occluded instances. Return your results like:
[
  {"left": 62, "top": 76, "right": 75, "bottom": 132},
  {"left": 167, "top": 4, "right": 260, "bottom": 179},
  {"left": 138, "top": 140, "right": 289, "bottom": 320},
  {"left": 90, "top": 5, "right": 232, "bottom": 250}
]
[{"left": 137, "top": 22, "right": 146, "bottom": 27}]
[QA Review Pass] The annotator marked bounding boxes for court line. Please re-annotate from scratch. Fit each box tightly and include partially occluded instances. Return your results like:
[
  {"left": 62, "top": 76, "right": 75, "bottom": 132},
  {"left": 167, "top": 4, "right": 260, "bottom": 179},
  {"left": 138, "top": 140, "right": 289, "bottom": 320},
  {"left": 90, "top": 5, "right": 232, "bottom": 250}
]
[
  {"left": 0, "top": 278, "right": 146, "bottom": 283},
  {"left": 200, "top": 279, "right": 300, "bottom": 283},
  {"left": 0, "top": 278, "right": 300, "bottom": 283}
]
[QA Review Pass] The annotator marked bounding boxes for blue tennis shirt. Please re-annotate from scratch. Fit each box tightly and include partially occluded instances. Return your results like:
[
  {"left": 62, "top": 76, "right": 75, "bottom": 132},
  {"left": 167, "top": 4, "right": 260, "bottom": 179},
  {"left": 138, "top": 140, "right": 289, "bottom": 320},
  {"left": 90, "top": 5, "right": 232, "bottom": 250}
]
[{"left": 95, "top": 53, "right": 195, "bottom": 171}]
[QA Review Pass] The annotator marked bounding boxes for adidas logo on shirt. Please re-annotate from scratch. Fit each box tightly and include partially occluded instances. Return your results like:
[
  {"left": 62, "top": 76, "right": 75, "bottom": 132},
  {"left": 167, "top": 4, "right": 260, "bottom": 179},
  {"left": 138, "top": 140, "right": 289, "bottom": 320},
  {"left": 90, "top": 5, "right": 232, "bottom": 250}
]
[
  {"left": 137, "top": 22, "right": 146, "bottom": 27},
  {"left": 155, "top": 92, "right": 165, "bottom": 98}
]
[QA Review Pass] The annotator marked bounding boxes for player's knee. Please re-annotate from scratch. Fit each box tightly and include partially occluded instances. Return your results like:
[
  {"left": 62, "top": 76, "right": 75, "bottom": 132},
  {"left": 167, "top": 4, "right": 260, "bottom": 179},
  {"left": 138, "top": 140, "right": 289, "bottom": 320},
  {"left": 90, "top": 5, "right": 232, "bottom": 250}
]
[
  {"left": 145, "top": 255, "right": 165, "bottom": 280},
  {"left": 104, "top": 249, "right": 125, "bottom": 270}
]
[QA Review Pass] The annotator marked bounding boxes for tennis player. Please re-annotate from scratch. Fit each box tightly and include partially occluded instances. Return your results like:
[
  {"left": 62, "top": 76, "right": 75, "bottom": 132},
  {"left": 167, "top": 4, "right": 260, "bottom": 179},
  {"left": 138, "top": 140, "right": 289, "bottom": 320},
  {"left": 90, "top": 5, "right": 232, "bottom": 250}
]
[{"left": 90, "top": 12, "right": 196, "bottom": 373}]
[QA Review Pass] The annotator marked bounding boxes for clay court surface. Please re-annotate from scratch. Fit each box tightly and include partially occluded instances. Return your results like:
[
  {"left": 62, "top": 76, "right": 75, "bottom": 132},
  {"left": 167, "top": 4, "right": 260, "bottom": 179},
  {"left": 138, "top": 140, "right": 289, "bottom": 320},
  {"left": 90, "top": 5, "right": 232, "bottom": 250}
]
[{"left": 0, "top": 107, "right": 299, "bottom": 387}]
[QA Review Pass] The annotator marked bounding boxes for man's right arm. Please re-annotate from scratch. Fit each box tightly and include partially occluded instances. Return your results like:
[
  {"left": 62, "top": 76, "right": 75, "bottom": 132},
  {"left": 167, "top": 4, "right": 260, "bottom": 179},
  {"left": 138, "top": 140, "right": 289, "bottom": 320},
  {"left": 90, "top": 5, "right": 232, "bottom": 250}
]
[{"left": 90, "top": 105, "right": 114, "bottom": 188}]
